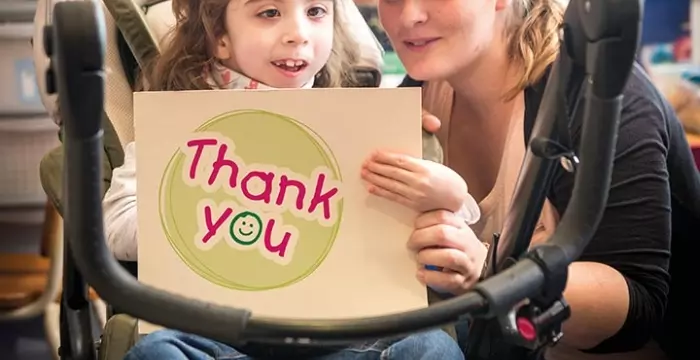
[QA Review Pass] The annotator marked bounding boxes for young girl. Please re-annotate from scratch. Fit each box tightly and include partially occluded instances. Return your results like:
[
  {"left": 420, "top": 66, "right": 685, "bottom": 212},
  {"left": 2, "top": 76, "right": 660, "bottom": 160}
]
[{"left": 105, "top": 0, "right": 477, "bottom": 358}]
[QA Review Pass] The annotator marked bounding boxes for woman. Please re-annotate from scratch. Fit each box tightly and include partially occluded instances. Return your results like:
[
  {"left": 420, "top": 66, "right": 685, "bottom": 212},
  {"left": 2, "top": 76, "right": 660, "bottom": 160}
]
[{"left": 362, "top": 0, "right": 698, "bottom": 358}]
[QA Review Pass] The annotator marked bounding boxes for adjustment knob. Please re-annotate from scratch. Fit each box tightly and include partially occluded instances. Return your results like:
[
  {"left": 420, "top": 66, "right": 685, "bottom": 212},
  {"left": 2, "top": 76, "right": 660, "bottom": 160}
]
[
  {"left": 43, "top": 25, "right": 53, "bottom": 57},
  {"left": 516, "top": 317, "right": 537, "bottom": 342},
  {"left": 45, "top": 64, "right": 56, "bottom": 95}
]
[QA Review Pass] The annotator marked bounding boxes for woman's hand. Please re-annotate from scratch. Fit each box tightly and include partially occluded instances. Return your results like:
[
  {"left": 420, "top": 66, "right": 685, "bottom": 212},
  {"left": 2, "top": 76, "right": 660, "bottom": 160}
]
[
  {"left": 409, "top": 210, "right": 488, "bottom": 295},
  {"left": 361, "top": 152, "right": 468, "bottom": 212},
  {"left": 422, "top": 109, "right": 441, "bottom": 133}
]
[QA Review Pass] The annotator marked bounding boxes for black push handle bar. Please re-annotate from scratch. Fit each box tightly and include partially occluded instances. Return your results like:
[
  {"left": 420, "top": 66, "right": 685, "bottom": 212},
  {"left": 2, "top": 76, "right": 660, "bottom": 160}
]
[{"left": 45, "top": 0, "right": 641, "bottom": 352}]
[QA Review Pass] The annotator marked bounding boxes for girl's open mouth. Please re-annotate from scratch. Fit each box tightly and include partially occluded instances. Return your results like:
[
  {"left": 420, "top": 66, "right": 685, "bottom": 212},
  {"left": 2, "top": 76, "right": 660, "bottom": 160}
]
[{"left": 272, "top": 59, "right": 308, "bottom": 74}]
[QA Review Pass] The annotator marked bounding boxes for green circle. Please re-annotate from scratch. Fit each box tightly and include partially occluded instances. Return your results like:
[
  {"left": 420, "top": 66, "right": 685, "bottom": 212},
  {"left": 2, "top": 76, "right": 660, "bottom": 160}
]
[
  {"left": 229, "top": 211, "right": 263, "bottom": 246},
  {"left": 159, "top": 110, "right": 343, "bottom": 291}
]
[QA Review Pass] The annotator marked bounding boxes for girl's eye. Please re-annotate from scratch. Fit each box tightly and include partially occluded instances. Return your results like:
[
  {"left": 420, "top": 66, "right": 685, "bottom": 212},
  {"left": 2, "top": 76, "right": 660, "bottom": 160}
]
[
  {"left": 258, "top": 8, "right": 280, "bottom": 18},
  {"left": 307, "top": 6, "right": 327, "bottom": 18}
]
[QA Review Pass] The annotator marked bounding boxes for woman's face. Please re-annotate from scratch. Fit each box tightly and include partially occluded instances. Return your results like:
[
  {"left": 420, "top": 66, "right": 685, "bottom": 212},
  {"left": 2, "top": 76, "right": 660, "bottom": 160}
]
[{"left": 378, "top": 0, "right": 506, "bottom": 81}]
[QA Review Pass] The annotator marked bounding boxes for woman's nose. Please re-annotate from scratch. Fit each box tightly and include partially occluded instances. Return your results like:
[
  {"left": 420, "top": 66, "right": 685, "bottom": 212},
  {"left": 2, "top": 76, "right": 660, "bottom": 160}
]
[
  {"left": 400, "top": 0, "right": 428, "bottom": 26},
  {"left": 281, "top": 15, "right": 311, "bottom": 45}
]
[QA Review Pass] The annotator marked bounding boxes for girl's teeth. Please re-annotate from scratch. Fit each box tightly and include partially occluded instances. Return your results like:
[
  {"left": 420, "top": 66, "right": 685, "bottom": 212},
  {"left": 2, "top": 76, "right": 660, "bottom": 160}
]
[
  {"left": 273, "top": 60, "right": 305, "bottom": 71},
  {"left": 277, "top": 60, "right": 304, "bottom": 67}
]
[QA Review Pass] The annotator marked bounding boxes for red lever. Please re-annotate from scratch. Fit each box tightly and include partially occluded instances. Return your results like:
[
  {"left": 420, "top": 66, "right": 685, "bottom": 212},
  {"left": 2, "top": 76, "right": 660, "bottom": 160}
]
[{"left": 516, "top": 317, "right": 537, "bottom": 341}]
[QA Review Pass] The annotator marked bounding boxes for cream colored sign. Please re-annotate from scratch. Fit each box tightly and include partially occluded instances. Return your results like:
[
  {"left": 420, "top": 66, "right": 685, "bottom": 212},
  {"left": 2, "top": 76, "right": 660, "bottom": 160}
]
[{"left": 134, "top": 88, "right": 426, "bottom": 332}]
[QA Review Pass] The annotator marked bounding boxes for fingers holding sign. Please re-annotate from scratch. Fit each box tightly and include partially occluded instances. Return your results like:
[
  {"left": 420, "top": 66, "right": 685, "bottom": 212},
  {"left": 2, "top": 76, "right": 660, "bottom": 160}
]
[
  {"left": 410, "top": 210, "right": 488, "bottom": 295},
  {"left": 361, "top": 151, "right": 468, "bottom": 213},
  {"left": 422, "top": 109, "right": 441, "bottom": 133}
]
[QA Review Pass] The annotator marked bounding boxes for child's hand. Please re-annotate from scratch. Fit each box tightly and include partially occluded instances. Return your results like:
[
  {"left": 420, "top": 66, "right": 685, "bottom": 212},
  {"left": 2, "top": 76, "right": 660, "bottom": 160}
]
[{"left": 361, "top": 151, "right": 468, "bottom": 213}]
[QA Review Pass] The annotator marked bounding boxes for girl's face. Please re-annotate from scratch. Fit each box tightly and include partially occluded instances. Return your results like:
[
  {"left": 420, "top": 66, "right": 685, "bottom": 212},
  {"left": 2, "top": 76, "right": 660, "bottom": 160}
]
[
  {"left": 215, "top": 0, "right": 335, "bottom": 88},
  {"left": 378, "top": 0, "right": 507, "bottom": 81}
]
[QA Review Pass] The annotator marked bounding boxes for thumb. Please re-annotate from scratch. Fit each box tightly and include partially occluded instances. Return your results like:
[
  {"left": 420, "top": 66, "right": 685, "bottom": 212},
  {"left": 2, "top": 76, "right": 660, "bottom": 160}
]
[{"left": 422, "top": 109, "right": 441, "bottom": 133}]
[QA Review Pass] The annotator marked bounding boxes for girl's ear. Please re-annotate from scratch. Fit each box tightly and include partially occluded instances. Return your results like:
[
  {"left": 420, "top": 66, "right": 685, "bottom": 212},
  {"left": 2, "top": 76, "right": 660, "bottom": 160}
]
[{"left": 214, "top": 35, "right": 233, "bottom": 60}]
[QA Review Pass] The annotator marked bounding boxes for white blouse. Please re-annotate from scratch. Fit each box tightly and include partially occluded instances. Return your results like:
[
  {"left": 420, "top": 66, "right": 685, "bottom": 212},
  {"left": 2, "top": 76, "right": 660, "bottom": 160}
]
[{"left": 103, "top": 141, "right": 138, "bottom": 261}]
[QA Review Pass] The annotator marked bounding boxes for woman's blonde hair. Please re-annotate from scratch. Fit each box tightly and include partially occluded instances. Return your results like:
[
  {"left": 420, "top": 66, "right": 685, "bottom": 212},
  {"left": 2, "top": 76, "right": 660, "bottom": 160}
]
[
  {"left": 505, "top": 0, "right": 565, "bottom": 98},
  {"left": 144, "top": 0, "right": 360, "bottom": 91}
]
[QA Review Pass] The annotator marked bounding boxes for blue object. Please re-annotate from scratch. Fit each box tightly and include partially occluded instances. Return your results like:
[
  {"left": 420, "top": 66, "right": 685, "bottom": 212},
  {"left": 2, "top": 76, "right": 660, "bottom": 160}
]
[
  {"left": 648, "top": 45, "right": 675, "bottom": 64},
  {"left": 682, "top": 70, "right": 700, "bottom": 85},
  {"left": 424, "top": 265, "right": 454, "bottom": 295},
  {"left": 14, "top": 58, "right": 41, "bottom": 105},
  {"left": 641, "top": 0, "right": 690, "bottom": 45}
]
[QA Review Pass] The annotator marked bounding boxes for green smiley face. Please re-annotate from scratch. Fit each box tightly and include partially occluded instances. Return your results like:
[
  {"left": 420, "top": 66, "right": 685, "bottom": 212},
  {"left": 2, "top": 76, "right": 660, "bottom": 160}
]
[{"left": 229, "top": 211, "right": 263, "bottom": 246}]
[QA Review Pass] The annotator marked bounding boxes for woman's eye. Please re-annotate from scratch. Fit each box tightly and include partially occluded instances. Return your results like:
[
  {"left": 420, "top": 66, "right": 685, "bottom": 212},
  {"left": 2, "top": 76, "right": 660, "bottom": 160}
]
[
  {"left": 258, "top": 8, "right": 280, "bottom": 18},
  {"left": 307, "top": 6, "right": 326, "bottom": 18}
]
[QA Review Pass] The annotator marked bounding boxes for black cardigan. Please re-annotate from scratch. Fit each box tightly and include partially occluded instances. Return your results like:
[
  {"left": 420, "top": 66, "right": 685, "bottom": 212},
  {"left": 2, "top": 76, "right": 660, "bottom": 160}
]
[{"left": 400, "top": 63, "right": 698, "bottom": 354}]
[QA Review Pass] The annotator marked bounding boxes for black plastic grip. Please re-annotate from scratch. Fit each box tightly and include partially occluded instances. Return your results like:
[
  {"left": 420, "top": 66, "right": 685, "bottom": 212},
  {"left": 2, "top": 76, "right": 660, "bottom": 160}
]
[
  {"left": 473, "top": 259, "right": 546, "bottom": 318},
  {"left": 548, "top": 94, "right": 623, "bottom": 261},
  {"left": 53, "top": 0, "right": 254, "bottom": 346}
]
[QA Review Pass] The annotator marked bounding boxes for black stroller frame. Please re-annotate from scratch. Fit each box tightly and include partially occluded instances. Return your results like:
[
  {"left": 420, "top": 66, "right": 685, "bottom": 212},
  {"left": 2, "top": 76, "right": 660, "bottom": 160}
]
[{"left": 42, "top": 0, "right": 643, "bottom": 358}]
